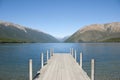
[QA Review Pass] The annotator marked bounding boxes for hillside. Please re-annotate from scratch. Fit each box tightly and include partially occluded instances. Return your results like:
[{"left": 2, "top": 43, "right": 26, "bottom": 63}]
[
  {"left": 66, "top": 22, "right": 120, "bottom": 42},
  {"left": 0, "top": 21, "right": 59, "bottom": 43}
]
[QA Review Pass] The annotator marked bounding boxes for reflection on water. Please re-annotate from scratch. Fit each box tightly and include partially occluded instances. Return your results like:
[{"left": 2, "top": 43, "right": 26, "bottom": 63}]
[{"left": 0, "top": 43, "right": 120, "bottom": 80}]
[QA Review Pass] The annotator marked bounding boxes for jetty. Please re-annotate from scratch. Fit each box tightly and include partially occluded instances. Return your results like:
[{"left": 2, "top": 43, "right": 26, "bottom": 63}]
[{"left": 29, "top": 48, "right": 95, "bottom": 80}]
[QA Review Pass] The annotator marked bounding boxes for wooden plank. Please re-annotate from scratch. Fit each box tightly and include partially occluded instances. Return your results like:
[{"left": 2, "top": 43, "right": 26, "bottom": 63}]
[{"left": 35, "top": 53, "right": 90, "bottom": 80}]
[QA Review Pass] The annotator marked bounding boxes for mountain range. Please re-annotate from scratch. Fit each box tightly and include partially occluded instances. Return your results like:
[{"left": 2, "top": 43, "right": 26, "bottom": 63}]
[
  {"left": 0, "top": 21, "right": 120, "bottom": 43},
  {"left": 66, "top": 22, "right": 120, "bottom": 42},
  {"left": 0, "top": 21, "right": 59, "bottom": 43}
]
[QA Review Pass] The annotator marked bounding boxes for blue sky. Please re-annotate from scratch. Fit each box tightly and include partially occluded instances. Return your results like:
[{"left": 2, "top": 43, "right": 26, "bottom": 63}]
[{"left": 0, "top": 0, "right": 120, "bottom": 38}]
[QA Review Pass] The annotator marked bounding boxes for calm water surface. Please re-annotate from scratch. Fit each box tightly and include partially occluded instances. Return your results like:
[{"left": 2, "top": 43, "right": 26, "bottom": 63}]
[{"left": 0, "top": 43, "right": 120, "bottom": 80}]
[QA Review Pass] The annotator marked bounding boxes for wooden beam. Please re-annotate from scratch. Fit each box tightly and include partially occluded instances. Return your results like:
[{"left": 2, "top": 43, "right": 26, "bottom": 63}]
[
  {"left": 91, "top": 59, "right": 95, "bottom": 80},
  {"left": 74, "top": 50, "right": 76, "bottom": 61},
  {"left": 29, "top": 59, "right": 32, "bottom": 80},
  {"left": 71, "top": 48, "right": 73, "bottom": 57},
  {"left": 41, "top": 53, "right": 43, "bottom": 68},
  {"left": 80, "top": 52, "right": 82, "bottom": 68},
  {"left": 47, "top": 50, "right": 49, "bottom": 62}
]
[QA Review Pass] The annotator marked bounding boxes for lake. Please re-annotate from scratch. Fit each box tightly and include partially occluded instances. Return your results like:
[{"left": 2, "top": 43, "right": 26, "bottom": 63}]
[{"left": 0, "top": 43, "right": 120, "bottom": 80}]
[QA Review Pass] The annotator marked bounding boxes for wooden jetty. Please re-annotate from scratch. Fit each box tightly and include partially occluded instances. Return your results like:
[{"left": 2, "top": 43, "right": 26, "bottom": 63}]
[{"left": 29, "top": 48, "right": 95, "bottom": 80}]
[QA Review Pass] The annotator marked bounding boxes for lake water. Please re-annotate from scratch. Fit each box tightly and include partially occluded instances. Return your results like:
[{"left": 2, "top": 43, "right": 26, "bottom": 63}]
[{"left": 0, "top": 43, "right": 120, "bottom": 80}]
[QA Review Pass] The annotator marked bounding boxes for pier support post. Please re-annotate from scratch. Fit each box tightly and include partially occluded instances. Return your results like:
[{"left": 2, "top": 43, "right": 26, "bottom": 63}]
[
  {"left": 41, "top": 53, "right": 43, "bottom": 68},
  {"left": 70, "top": 48, "right": 71, "bottom": 54},
  {"left": 50, "top": 48, "right": 54, "bottom": 57},
  {"left": 80, "top": 52, "right": 82, "bottom": 68},
  {"left": 49, "top": 49, "right": 51, "bottom": 58},
  {"left": 29, "top": 59, "right": 32, "bottom": 80},
  {"left": 52, "top": 48, "right": 54, "bottom": 56},
  {"left": 47, "top": 50, "right": 49, "bottom": 62},
  {"left": 74, "top": 50, "right": 76, "bottom": 61},
  {"left": 71, "top": 48, "right": 73, "bottom": 57},
  {"left": 91, "top": 59, "right": 95, "bottom": 80}
]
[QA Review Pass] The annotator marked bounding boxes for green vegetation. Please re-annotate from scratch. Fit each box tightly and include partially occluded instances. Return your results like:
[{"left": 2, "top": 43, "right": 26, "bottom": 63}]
[
  {"left": 0, "top": 38, "right": 31, "bottom": 43},
  {"left": 102, "top": 38, "right": 120, "bottom": 42}
]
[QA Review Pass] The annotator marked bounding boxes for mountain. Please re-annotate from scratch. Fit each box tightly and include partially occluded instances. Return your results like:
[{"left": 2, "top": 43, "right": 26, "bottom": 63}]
[
  {"left": 57, "top": 36, "right": 70, "bottom": 42},
  {"left": 66, "top": 22, "right": 120, "bottom": 42},
  {"left": 0, "top": 21, "right": 59, "bottom": 43},
  {"left": 61, "top": 36, "right": 70, "bottom": 42}
]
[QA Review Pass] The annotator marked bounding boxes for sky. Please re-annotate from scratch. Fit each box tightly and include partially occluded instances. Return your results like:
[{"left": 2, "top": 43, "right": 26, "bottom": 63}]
[{"left": 0, "top": 0, "right": 120, "bottom": 38}]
